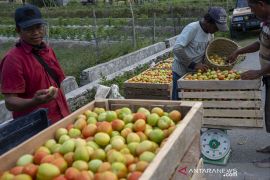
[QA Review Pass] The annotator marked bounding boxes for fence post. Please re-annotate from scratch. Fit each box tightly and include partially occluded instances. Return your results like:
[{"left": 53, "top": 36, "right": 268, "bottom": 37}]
[
  {"left": 42, "top": 0, "right": 50, "bottom": 45},
  {"left": 152, "top": 12, "right": 156, "bottom": 43},
  {"left": 93, "top": 9, "right": 100, "bottom": 63},
  {"left": 177, "top": 17, "right": 181, "bottom": 35},
  {"left": 170, "top": 4, "right": 176, "bottom": 35},
  {"left": 209, "top": 0, "right": 212, "bottom": 7},
  {"left": 129, "top": 1, "right": 137, "bottom": 49}
]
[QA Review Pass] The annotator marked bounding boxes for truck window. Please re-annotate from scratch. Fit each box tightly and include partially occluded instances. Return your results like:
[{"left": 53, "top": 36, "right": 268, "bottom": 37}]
[{"left": 236, "top": 0, "right": 248, "bottom": 8}]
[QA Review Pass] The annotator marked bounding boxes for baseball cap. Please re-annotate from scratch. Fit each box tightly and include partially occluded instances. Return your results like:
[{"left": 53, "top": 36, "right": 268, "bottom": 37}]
[
  {"left": 208, "top": 7, "right": 228, "bottom": 32},
  {"left": 15, "top": 4, "right": 46, "bottom": 29}
]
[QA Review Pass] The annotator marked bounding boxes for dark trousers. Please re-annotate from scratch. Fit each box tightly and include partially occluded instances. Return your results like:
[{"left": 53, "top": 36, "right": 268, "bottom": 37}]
[
  {"left": 263, "top": 76, "right": 270, "bottom": 133},
  {"left": 172, "top": 71, "right": 181, "bottom": 100}
]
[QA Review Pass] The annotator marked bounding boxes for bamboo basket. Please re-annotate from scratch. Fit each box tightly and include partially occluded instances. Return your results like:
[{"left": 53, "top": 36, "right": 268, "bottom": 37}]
[{"left": 205, "top": 38, "right": 244, "bottom": 70}]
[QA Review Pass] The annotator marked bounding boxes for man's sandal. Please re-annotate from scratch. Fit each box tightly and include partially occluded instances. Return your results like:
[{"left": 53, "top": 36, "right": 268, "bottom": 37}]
[
  {"left": 256, "top": 146, "right": 270, "bottom": 153},
  {"left": 253, "top": 157, "right": 270, "bottom": 168}
]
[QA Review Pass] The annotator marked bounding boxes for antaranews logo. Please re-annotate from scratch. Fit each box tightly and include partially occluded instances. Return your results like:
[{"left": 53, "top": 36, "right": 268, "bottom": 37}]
[
  {"left": 178, "top": 166, "right": 238, "bottom": 177},
  {"left": 178, "top": 166, "right": 188, "bottom": 176}
]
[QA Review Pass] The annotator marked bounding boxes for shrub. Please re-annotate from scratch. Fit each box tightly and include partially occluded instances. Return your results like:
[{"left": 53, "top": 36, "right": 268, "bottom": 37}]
[{"left": 27, "top": 0, "right": 58, "bottom": 7}]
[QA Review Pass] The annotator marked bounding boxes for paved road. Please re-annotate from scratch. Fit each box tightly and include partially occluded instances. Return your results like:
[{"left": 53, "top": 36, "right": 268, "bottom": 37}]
[{"left": 204, "top": 52, "right": 270, "bottom": 179}]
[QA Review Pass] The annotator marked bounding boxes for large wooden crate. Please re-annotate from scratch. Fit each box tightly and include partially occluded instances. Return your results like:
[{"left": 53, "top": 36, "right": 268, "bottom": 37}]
[
  {"left": 124, "top": 82, "right": 172, "bottom": 100},
  {"left": 124, "top": 57, "right": 173, "bottom": 100},
  {"left": 178, "top": 74, "right": 263, "bottom": 128},
  {"left": 0, "top": 99, "right": 203, "bottom": 180}
]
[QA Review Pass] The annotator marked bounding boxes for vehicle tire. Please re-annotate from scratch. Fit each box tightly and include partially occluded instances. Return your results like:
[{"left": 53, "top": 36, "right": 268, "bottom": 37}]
[{"left": 230, "top": 25, "right": 237, "bottom": 39}]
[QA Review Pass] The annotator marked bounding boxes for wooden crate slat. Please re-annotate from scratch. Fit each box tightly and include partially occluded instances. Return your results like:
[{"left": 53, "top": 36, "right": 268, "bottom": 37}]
[
  {"left": 108, "top": 99, "right": 181, "bottom": 107},
  {"left": 125, "top": 94, "right": 170, "bottom": 99},
  {"left": 171, "top": 133, "right": 201, "bottom": 180},
  {"left": 124, "top": 82, "right": 172, "bottom": 100},
  {"left": 178, "top": 75, "right": 261, "bottom": 90},
  {"left": 204, "top": 109, "right": 263, "bottom": 118},
  {"left": 125, "top": 94, "right": 170, "bottom": 100},
  {"left": 203, "top": 118, "right": 264, "bottom": 128},
  {"left": 124, "top": 82, "right": 171, "bottom": 89},
  {"left": 108, "top": 100, "right": 193, "bottom": 114},
  {"left": 201, "top": 100, "right": 262, "bottom": 108},
  {"left": 179, "top": 90, "right": 261, "bottom": 99},
  {"left": 125, "top": 88, "right": 170, "bottom": 96}
]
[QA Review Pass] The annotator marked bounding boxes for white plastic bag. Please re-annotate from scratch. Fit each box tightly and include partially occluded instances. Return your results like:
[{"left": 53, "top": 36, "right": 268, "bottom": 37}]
[
  {"left": 150, "top": 61, "right": 156, "bottom": 68},
  {"left": 95, "top": 84, "right": 125, "bottom": 99},
  {"left": 108, "top": 84, "right": 125, "bottom": 99},
  {"left": 94, "top": 85, "right": 111, "bottom": 99}
]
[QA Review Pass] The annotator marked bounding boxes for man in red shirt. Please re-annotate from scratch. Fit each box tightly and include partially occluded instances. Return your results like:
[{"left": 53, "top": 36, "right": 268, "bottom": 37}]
[{"left": 0, "top": 4, "right": 70, "bottom": 124}]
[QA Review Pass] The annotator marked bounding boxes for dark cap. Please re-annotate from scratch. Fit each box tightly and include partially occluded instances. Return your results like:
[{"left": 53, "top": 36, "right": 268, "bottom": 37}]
[
  {"left": 15, "top": 4, "right": 46, "bottom": 29},
  {"left": 208, "top": 7, "right": 228, "bottom": 32}
]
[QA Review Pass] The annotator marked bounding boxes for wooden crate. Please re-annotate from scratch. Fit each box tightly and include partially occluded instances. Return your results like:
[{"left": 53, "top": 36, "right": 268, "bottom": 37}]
[
  {"left": 178, "top": 74, "right": 263, "bottom": 128},
  {"left": 124, "top": 82, "right": 172, "bottom": 100},
  {"left": 124, "top": 58, "right": 173, "bottom": 100},
  {"left": 0, "top": 99, "right": 203, "bottom": 180}
]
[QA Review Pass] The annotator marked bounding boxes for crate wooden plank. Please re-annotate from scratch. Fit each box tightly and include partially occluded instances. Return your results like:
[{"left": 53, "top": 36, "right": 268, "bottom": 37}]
[
  {"left": 204, "top": 109, "right": 263, "bottom": 118},
  {"left": 180, "top": 133, "right": 200, "bottom": 163},
  {"left": 172, "top": 158, "right": 205, "bottom": 180},
  {"left": 125, "top": 86, "right": 171, "bottom": 100},
  {"left": 0, "top": 99, "right": 203, "bottom": 180},
  {"left": 200, "top": 100, "right": 262, "bottom": 108},
  {"left": 179, "top": 90, "right": 262, "bottom": 99},
  {"left": 170, "top": 133, "right": 201, "bottom": 180},
  {"left": 203, "top": 118, "right": 264, "bottom": 128},
  {"left": 125, "top": 88, "right": 170, "bottom": 96},
  {"left": 178, "top": 75, "right": 261, "bottom": 90},
  {"left": 125, "top": 94, "right": 171, "bottom": 100},
  {"left": 125, "top": 93, "right": 170, "bottom": 98},
  {"left": 124, "top": 81, "right": 171, "bottom": 89},
  {"left": 140, "top": 101, "right": 203, "bottom": 180},
  {"left": 108, "top": 99, "right": 197, "bottom": 115}
]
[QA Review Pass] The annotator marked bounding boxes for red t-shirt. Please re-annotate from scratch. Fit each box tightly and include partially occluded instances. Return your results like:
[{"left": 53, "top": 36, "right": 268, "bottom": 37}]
[{"left": 0, "top": 40, "right": 70, "bottom": 124}]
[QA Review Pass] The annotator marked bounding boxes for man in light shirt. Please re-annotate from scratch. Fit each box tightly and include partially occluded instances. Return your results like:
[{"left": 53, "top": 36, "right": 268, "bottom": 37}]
[{"left": 171, "top": 7, "right": 228, "bottom": 100}]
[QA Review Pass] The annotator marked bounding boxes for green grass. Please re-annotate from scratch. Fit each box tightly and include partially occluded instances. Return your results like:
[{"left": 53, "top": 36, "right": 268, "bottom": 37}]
[
  {"left": 0, "top": 41, "right": 14, "bottom": 58},
  {"left": 99, "top": 64, "right": 149, "bottom": 96}
]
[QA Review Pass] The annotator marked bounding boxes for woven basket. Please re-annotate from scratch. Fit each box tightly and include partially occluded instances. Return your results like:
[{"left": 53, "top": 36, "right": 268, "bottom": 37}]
[{"left": 205, "top": 38, "right": 242, "bottom": 70}]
